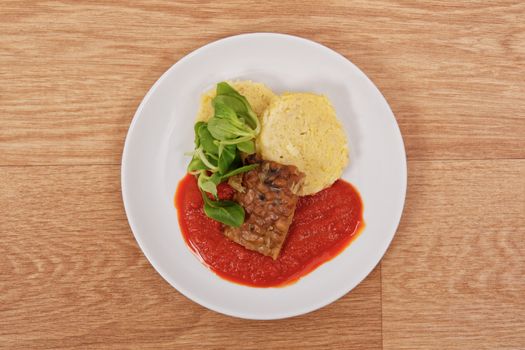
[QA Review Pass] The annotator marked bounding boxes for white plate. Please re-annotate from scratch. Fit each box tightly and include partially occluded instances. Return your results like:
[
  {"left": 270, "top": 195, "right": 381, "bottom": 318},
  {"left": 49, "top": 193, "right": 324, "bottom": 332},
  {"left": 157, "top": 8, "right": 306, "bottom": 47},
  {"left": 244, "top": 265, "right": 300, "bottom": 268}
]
[{"left": 122, "top": 33, "right": 406, "bottom": 320}]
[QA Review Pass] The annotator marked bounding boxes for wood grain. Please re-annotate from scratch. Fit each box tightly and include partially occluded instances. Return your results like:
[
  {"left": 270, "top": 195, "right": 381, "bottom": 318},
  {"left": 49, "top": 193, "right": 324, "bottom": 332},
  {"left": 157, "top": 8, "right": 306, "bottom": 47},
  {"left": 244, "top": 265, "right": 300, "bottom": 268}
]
[
  {"left": 382, "top": 160, "right": 525, "bottom": 349},
  {"left": 1, "top": 1, "right": 524, "bottom": 349},
  {"left": 0, "top": 165, "right": 382, "bottom": 350},
  {"left": 1, "top": 1, "right": 524, "bottom": 165}
]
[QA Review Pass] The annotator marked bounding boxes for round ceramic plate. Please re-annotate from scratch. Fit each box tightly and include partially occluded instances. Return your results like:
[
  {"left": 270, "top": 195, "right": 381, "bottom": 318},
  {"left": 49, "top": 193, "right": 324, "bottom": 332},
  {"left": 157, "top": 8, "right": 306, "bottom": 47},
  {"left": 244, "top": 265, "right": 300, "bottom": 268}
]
[{"left": 122, "top": 33, "right": 406, "bottom": 320}]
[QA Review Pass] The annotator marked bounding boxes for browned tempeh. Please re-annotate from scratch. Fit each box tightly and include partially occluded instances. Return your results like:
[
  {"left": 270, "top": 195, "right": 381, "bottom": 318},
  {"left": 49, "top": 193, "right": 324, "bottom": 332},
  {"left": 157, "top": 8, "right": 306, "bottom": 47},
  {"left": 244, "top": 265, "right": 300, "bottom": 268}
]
[{"left": 224, "top": 160, "right": 304, "bottom": 259}]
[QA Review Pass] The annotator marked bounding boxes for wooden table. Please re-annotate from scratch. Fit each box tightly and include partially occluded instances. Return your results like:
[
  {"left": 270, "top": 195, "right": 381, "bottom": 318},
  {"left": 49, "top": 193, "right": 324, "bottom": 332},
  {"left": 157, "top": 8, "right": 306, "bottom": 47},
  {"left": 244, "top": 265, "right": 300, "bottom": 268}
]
[{"left": 1, "top": 1, "right": 524, "bottom": 349}]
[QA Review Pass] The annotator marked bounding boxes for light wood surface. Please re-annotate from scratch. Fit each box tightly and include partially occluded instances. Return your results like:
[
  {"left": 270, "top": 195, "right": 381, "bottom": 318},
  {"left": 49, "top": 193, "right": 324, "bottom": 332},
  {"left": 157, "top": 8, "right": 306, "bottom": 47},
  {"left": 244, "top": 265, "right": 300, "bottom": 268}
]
[{"left": 1, "top": 1, "right": 523, "bottom": 349}]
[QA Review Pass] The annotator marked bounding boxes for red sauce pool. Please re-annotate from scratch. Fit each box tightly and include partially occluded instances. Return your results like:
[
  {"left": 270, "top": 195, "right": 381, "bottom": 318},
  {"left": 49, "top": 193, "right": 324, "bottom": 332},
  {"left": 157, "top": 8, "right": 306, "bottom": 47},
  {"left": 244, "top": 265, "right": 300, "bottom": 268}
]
[{"left": 175, "top": 174, "right": 364, "bottom": 287}]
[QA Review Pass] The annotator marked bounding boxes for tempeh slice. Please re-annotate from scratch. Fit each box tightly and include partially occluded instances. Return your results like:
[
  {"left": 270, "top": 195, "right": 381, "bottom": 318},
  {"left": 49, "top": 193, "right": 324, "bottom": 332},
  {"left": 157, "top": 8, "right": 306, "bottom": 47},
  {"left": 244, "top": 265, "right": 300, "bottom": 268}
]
[{"left": 224, "top": 160, "right": 304, "bottom": 259}]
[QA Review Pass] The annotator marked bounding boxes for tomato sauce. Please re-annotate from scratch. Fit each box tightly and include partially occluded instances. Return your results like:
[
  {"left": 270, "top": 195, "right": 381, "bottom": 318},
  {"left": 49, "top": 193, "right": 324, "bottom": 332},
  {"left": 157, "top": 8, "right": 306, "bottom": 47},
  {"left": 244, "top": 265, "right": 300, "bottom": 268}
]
[{"left": 175, "top": 174, "right": 364, "bottom": 287}]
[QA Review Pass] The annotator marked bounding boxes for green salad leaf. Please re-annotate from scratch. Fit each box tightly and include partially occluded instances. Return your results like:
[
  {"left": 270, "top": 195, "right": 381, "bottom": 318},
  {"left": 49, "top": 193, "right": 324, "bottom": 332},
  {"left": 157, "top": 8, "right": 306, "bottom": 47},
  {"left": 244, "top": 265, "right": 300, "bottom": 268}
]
[
  {"left": 197, "top": 123, "right": 219, "bottom": 154},
  {"left": 215, "top": 82, "right": 259, "bottom": 132},
  {"left": 202, "top": 192, "right": 245, "bottom": 227},
  {"left": 185, "top": 82, "right": 261, "bottom": 226},
  {"left": 237, "top": 140, "right": 255, "bottom": 154},
  {"left": 208, "top": 102, "right": 255, "bottom": 141},
  {"left": 220, "top": 164, "right": 258, "bottom": 179},
  {"left": 193, "top": 121, "right": 204, "bottom": 147},
  {"left": 187, "top": 155, "right": 207, "bottom": 173},
  {"left": 218, "top": 144, "right": 236, "bottom": 174}
]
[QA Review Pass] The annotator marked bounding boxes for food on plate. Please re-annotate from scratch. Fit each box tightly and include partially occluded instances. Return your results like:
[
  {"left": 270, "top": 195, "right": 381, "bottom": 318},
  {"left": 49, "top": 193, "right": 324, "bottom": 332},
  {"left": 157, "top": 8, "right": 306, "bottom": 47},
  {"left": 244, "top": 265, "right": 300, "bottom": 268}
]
[
  {"left": 224, "top": 157, "right": 304, "bottom": 259},
  {"left": 258, "top": 93, "right": 348, "bottom": 195},
  {"left": 175, "top": 81, "right": 363, "bottom": 286},
  {"left": 187, "top": 82, "right": 262, "bottom": 227},
  {"left": 175, "top": 173, "right": 363, "bottom": 287},
  {"left": 196, "top": 81, "right": 276, "bottom": 123}
]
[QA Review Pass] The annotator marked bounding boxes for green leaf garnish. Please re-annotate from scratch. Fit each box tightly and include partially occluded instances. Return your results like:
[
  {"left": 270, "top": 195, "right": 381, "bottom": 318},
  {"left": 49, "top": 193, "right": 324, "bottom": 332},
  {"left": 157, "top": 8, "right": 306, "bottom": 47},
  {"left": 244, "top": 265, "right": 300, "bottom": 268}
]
[
  {"left": 202, "top": 192, "right": 245, "bottom": 227},
  {"left": 237, "top": 140, "right": 255, "bottom": 154},
  {"left": 197, "top": 123, "right": 219, "bottom": 155},
  {"left": 218, "top": 144, "right": 236, "bottom": 174},
  {"left": 187, "top": 155, "right": 207, "bottom": 173},
  {"left": 220, "top": 164, "right": 258, "bottom": 178},
  {"left": 185, "top": 82, "right": 261, "bottom": 227}
]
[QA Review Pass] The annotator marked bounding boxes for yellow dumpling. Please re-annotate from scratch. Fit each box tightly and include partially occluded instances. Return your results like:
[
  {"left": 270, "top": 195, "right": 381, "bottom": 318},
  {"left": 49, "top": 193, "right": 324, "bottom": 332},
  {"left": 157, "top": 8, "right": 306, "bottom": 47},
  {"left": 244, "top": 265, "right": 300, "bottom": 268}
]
[
  {"left": 258, "top": 93, "right": 349, "bottom": 195},
  {"left": 195, "top": 81, "right": 276, "bottom": 122}
]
